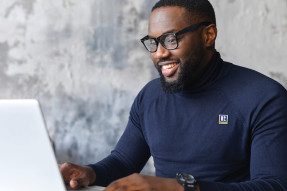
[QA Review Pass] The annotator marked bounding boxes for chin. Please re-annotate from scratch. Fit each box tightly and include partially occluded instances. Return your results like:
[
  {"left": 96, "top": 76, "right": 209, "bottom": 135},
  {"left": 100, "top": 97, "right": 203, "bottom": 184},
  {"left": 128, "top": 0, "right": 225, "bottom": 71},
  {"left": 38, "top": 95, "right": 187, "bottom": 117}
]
[
  {"left": 160, "top": 76, "right": 184, "bottom": 93},
  {"left": 164, "top": 76, "right": 179, "bottom": 83}
]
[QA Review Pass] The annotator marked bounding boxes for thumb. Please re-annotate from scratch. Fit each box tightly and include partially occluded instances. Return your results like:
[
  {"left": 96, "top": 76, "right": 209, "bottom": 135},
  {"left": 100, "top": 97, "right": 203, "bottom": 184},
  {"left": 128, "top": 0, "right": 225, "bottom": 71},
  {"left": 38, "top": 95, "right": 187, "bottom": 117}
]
[
  {"left": 70, "top": 177, "right": 90, "bottom": 189},
  {"left": 69, "top": 179, "right": 79, "bottom": 189}
]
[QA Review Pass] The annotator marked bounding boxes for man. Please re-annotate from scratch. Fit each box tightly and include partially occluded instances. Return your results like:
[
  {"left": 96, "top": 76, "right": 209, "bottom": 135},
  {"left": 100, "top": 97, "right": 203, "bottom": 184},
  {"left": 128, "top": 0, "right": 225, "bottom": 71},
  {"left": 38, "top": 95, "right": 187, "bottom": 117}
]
[{"left": 60, "top": 0, "right": 287, "bottom": 190}]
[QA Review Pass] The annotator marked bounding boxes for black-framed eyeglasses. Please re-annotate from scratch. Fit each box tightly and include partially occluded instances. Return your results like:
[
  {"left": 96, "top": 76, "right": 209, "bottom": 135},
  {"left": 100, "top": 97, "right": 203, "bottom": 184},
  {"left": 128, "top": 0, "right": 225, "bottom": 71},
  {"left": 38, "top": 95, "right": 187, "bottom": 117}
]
[{"left": 140, "top": 21, "right": 212, "bottom": 53}]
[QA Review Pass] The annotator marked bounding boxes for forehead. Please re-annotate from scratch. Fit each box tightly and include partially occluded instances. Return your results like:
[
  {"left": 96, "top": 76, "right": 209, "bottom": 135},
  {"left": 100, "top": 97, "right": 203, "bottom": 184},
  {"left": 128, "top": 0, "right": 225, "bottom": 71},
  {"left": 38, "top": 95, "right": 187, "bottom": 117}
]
[{"left": 148, "top": 6, "right": 191, "bottom": 36}]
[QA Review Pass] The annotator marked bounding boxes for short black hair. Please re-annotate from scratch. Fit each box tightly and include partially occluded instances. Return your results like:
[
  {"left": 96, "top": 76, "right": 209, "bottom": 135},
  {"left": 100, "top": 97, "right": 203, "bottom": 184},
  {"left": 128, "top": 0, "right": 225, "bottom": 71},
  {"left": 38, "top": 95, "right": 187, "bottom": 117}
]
[{"left": 152, "top": 0, "right": 216, "bottom": 25}]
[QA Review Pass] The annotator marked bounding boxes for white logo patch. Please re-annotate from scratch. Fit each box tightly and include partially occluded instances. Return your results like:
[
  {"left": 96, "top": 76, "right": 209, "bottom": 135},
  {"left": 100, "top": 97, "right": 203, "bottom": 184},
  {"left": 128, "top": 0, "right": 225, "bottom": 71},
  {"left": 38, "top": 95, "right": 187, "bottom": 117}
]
[{"left": 219, "top": 114, "right": 228, "bottom": 125}]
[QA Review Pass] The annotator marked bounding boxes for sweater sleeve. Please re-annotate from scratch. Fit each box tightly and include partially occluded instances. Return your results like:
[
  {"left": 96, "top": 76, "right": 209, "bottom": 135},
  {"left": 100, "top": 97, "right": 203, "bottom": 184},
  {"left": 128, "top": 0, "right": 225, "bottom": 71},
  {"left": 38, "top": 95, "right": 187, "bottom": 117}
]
[
  {"left": 88, "top": 93, "right": 151, "bottom": 186},
  {"left": 199, "top": 86, "right": 287, "bottom": 191}
]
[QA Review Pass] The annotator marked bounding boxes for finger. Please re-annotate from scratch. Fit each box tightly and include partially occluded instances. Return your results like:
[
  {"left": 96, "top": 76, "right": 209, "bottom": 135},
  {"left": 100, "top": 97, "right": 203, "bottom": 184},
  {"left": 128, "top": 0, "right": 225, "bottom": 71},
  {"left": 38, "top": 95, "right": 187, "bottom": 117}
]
[
  {"left": 60, "top": 162, "right": 75, "bottom": 172},
  {"left": 106, "top": 178, "right": 131, "bottom": 191},
  {"left": 60, "top": 163, "right": 72, "bottom": 183},
  {"left": 60, "top": 162, "right": 73, "bottom": 179},
  {"left": 106, "top": 174, "right": 150, "bottom": 191},
  {"left": 105, "top": 181, "right": 120, "bottom": 191},
  {"left": 76, "top": 177, "right": 90, "bottom": 187},
  {"left": 69, "top": 176, "right": 90, "bottom": 189},
  {"left": 69, "top": 179, "right": 79, "bottom": 190},
  {"left": 59, "top": 163, "right": 95, "bottom": 188},
  {"left": 60, "top": 163, "right": 81, "bottom": 184}
]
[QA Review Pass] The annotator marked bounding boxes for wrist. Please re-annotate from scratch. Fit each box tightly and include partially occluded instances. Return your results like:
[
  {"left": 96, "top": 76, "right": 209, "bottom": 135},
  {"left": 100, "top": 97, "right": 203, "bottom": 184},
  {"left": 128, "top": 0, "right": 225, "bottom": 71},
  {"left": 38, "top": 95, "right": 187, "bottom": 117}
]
[
  {"left": 161, "top": 178, "right": 185, "bottom": 191},
  {"left": 144, "top": 176, "right": 183, "bottom": 191},
  {"left": 175, "top": 179, "right": 185, "bottom": 191},
  {"left": 176, "top": 181, "right": 200, "bottom": 191},
  {"left": 85, "top": 166, "right": 96, "bottom": 185},
  {"left": 195, "top": 182, "right": 200, "bottom": 191}
]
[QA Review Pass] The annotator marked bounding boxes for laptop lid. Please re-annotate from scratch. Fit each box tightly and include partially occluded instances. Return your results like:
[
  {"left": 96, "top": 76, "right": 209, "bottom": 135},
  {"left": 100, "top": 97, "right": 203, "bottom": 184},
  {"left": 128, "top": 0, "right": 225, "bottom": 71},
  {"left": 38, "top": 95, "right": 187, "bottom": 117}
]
[{"left": 0, "top": 99, "right": 66, "bottom": 191}]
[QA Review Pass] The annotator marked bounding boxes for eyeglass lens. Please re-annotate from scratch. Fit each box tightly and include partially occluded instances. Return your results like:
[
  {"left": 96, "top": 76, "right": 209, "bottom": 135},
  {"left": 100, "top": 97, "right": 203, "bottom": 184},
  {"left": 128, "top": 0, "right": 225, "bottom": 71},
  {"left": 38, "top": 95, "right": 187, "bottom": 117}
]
[{"left": 143, "top": 34, "right": 177, "bottom": 52}]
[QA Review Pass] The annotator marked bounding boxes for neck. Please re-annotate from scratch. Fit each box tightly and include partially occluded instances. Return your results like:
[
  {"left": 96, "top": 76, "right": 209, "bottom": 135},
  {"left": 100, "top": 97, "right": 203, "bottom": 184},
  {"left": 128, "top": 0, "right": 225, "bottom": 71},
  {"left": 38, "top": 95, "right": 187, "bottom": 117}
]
[
  {"left": 200, "top": 50, "right": 216, "bottom": 71},
  {"left": 190, "top": 50, "right": 215, "bottom": 85},
  {"left": 180, "top": 50, "right": 221, "bottom": 93}
]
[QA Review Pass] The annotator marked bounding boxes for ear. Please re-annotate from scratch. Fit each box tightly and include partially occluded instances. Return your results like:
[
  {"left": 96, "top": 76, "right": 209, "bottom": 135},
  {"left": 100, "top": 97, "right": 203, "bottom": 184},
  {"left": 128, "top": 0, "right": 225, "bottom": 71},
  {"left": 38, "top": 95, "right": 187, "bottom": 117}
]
[{"left": 202, "top": 24, "right": 217, "bottom": 48}]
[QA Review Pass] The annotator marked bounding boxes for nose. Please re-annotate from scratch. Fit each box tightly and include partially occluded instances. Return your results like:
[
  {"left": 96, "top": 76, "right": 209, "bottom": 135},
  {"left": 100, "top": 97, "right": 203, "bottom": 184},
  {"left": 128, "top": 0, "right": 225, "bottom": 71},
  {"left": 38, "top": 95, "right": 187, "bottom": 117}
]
[{"left": 152, "top": 43, "right": 171, "bottom": 59}]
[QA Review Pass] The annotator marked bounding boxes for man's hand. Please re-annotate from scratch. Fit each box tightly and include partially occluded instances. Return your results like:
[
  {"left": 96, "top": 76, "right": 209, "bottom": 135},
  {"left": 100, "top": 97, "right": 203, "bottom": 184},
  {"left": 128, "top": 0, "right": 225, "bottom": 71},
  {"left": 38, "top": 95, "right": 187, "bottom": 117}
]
[
  {"left": 60, "top": 162, "right": 96, "bottom": 190},
  {"left": 105, "top": 173, "right": 185, "bottom": 191}
]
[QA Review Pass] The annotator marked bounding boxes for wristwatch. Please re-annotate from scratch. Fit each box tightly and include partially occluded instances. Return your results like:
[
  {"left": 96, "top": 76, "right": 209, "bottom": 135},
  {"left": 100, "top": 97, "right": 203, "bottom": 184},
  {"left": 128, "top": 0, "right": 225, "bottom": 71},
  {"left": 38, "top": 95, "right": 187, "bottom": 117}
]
[{"left": 176, "top": 173, "right": 197, "bottom": 191}]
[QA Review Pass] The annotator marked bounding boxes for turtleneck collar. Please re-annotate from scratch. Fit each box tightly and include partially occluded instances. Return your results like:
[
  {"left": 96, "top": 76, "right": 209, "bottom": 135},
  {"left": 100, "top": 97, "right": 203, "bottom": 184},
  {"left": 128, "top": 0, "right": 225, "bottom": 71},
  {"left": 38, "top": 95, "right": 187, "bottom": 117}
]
[{"left": 177, "top": 51, "right": 224, "bottom": 94}]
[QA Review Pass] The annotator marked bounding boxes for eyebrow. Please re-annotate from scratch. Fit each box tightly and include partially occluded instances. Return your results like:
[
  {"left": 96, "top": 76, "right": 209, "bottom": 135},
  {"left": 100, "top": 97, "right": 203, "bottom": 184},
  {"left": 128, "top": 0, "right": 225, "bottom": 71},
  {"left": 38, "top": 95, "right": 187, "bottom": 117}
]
[{"left": 148, "top": 28, "right": 178, "bottom": 38}]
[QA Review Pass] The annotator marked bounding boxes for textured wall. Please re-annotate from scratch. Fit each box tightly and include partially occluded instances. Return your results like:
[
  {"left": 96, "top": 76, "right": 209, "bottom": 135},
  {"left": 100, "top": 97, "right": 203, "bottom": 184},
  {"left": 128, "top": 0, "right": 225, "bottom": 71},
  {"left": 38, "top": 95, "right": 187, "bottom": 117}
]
[{"left": 0, "top": 0, "right": 287, "bottom": 175}]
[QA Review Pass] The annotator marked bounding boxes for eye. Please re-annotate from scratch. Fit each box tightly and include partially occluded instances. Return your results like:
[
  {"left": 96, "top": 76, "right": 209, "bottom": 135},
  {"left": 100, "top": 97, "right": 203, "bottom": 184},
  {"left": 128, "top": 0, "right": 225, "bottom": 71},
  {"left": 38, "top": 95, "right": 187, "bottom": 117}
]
[
  {"left": 164, "top": 34, "right": 177, "bottom": 45},
  {"left": 148, "top": 39, "right": 157, "bottom": 45}
]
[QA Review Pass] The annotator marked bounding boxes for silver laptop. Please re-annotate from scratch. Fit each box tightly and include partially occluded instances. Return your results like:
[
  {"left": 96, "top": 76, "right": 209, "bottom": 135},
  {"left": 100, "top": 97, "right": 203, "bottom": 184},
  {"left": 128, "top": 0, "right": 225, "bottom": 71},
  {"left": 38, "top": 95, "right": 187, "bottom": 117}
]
[{"left": 0, "top": 99, "right": 104, "bottom": 191}]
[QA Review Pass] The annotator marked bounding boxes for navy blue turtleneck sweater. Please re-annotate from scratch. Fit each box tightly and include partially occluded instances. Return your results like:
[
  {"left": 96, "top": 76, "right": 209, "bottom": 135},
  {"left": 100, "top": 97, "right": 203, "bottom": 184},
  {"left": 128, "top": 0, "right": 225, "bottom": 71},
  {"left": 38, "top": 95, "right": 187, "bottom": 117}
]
[{"left": 89, "top": 53, "right": 287, "bottom": 191}]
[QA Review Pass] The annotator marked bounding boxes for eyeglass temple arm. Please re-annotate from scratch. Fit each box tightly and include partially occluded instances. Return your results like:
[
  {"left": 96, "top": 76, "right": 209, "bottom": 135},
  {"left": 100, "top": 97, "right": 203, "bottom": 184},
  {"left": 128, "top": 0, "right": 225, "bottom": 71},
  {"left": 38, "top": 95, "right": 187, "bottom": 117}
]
[{"left": 176, "top": 22, "right": 213, "bottom": 36}]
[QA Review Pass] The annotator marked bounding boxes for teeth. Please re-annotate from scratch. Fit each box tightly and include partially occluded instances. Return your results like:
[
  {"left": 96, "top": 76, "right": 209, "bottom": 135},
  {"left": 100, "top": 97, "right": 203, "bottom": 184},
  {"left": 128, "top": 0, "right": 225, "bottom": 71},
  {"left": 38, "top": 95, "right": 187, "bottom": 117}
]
[{"left": 162, "top": 63, "right": 176, "bottom": 69}]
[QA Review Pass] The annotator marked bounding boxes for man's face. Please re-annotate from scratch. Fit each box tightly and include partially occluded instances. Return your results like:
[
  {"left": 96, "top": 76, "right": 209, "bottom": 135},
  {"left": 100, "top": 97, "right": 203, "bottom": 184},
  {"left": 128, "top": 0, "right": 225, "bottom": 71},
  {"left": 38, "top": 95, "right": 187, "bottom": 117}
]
[{"left": 148, "top": 7, "right": 206, "bottom": 93}]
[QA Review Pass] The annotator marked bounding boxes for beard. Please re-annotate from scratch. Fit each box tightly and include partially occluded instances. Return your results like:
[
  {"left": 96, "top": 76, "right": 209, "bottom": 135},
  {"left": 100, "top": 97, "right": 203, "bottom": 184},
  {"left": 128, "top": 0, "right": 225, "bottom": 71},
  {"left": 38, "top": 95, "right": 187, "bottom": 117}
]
[{"left": 155, "top": 47, "right": 205, "bottom": 93}]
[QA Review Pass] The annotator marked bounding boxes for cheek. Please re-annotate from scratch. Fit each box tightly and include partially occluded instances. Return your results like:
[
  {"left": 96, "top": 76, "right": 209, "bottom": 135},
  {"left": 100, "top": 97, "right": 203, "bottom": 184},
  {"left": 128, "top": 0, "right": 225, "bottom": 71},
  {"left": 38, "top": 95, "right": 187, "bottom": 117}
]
[
  {"left": 174, "top": 47, "right": 196, "bottom": 64},
  {"left": 178, "top": 39, "right": 204, "bottom": 63},
  {"left": 150, "top": 54, "right": 157, "bottom": 66},
  {"left": 150, "top": 54, "right": 160, "bottom": 70}
]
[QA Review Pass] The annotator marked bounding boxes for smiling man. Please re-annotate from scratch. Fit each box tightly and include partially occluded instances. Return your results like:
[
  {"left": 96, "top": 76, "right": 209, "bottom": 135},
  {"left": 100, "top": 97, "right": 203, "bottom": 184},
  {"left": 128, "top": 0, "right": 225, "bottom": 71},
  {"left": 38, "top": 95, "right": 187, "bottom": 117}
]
[
  {"left": 60, "top": 0, "right": 287, "bottom": 191},
  {"left": 142, "top": 4, "right": 215, "bottom": 93}
]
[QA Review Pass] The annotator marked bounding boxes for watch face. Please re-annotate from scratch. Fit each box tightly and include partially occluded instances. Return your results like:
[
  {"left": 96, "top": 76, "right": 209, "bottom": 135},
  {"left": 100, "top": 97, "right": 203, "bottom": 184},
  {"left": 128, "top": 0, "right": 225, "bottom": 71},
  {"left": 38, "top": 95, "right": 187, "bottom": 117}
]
[
  {"left": 176, "top": 173, "right": 195, "bottom": 183},
  {"left": 185, "top": 174, "right": 196, "bottom": 184},
  {"left": 176, "top": 173, "right": 196, "bottom": 191}
]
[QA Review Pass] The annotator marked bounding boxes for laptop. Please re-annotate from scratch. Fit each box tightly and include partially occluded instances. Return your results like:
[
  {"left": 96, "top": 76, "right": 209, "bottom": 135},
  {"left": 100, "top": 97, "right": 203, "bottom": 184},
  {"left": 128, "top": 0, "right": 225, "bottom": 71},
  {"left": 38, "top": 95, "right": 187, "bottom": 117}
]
[{"left": 0, "top": 99, "right": 104, "bottom": 191}]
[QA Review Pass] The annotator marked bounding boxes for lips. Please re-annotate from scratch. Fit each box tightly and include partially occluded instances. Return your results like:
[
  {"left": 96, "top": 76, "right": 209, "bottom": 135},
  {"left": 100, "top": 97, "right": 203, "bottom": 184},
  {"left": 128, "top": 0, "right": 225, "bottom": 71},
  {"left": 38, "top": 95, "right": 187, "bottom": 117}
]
[{"left": 158, "top": 61, "right": 180, "bottom": 78}]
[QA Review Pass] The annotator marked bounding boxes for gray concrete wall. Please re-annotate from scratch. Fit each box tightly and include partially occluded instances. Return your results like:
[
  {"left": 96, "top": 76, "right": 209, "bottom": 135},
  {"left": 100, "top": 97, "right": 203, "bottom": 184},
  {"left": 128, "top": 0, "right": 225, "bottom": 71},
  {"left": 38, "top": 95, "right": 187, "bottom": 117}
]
[{"left": 1, "top": 0, "right": 287, "bottom": 175}]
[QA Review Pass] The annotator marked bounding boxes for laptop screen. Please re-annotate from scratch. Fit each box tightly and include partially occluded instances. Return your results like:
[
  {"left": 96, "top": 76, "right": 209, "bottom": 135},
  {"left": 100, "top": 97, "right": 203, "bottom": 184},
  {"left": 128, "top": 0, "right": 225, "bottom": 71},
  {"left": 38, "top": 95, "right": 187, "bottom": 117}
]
[{"left": 0, "top": 99, "right": 66, "bottom": 191}]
